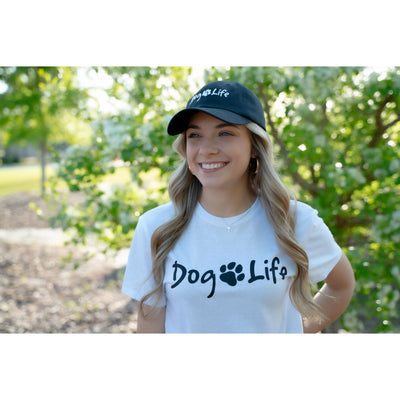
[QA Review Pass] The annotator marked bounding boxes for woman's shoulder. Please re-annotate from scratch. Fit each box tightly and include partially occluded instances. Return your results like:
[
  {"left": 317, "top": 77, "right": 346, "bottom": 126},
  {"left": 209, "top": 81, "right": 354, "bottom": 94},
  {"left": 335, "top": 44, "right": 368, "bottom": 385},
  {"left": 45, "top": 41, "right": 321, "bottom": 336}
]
[
  {"left": 138, "top": 202, "right": 175, "bottom": 230},
  {"left": 290, "top": 199, "right": 318, "bottom": 218},
  {"left": 290, "top": 199, "right": 328, "bottom": 237}
]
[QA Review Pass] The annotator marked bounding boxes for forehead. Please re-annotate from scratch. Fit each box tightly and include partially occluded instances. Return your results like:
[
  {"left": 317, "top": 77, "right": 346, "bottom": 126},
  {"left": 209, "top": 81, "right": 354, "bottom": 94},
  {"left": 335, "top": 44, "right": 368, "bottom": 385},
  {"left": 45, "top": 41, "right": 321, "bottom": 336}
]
[{"left": 187, "top": 112, "right": 241, "bottom": 130}]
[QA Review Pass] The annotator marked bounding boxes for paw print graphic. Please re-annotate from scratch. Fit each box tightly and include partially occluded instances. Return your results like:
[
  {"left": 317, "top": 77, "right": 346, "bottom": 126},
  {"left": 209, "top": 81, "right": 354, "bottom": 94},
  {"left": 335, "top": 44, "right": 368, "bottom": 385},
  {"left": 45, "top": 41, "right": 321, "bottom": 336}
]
[{"left": 220, "top": 262, "right": 245, "bottom": 287}]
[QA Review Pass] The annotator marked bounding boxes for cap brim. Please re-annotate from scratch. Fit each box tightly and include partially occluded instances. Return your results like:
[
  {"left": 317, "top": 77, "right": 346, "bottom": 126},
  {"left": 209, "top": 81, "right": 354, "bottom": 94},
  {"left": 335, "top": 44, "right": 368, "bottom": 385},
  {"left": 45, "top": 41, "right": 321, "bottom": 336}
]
[{"left": 167, "top": 107, "right": 251, "bottom": 135}]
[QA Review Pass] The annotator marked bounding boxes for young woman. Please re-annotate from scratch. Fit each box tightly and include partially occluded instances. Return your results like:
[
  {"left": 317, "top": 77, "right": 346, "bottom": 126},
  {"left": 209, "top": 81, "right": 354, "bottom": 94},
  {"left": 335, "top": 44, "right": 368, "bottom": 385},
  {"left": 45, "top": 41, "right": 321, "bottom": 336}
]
[{"left": 122, "top": 80, "right": 355, "bottom": 333}]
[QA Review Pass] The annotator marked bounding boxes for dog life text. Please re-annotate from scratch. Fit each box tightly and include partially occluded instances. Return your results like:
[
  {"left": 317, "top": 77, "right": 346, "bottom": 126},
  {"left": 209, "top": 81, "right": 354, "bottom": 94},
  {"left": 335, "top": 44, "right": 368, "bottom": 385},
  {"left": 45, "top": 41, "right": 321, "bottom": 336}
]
[
  {"left": 171, "top": 257, "right": 288, "bottom": 299},
  {"left": 188, "top": 88, "right": 230, "bottom": 105}
]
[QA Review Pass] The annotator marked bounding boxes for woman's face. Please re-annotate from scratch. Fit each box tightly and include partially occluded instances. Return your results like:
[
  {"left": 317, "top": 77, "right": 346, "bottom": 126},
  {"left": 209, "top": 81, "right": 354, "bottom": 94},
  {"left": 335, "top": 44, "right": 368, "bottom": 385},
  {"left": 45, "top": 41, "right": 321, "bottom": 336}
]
[{"left": 185, "top": 112, "right": 253, "bottom": 193}]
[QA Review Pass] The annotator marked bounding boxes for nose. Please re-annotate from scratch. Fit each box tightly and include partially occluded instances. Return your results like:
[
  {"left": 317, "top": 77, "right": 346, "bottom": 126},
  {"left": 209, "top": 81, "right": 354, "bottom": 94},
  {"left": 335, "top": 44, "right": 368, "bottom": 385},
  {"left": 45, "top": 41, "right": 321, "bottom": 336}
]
[{"left": 199, "top": 136, "right": 219, "bottom": 156}]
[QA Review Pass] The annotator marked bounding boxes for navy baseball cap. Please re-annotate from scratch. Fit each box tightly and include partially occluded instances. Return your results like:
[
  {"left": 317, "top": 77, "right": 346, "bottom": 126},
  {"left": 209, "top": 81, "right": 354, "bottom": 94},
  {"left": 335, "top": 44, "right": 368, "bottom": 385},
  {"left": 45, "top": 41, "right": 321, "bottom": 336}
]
[{"left": 167, "top": 81, "right": 266, "bottom": 135}]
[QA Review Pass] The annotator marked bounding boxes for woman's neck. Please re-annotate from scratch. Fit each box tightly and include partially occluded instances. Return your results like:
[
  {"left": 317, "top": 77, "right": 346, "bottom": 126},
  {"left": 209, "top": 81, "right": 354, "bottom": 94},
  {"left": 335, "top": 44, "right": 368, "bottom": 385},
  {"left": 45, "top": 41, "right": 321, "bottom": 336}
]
[{"left": 199, "top": 187, "right": 257, "bottom": 218}]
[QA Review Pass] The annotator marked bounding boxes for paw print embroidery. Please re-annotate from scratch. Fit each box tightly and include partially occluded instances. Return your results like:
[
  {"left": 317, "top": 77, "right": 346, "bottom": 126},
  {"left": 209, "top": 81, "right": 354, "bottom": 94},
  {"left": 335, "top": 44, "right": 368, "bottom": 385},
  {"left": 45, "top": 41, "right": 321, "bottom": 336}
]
[{"left": 220, "top": 262, "right": 245, "bottom": 286}]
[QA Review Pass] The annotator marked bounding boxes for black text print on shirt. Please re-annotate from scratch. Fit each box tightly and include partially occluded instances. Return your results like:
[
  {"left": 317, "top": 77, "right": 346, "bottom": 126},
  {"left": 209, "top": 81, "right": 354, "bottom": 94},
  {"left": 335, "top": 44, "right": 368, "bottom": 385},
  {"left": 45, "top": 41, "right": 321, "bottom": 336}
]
[{"left": 171, "top": 258, "right": 288, "bottom": 299}]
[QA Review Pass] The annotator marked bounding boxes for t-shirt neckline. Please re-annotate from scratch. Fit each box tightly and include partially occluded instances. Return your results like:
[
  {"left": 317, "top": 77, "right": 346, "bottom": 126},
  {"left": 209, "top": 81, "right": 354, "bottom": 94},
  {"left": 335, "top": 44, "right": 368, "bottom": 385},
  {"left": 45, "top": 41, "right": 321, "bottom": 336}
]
[{"left": 195, "top": 197, "right": 260, "bottom": 229}]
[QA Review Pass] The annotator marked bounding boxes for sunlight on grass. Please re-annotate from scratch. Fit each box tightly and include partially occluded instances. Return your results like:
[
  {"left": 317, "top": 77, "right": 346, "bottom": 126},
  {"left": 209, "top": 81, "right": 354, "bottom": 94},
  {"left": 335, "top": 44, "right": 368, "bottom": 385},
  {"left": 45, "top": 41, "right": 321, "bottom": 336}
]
[
  {"left": 0, "top": 164, "right": 163, "bottom": 196},
  {"left": 0, "top": 165, "right": 55, "bottom": 196}
]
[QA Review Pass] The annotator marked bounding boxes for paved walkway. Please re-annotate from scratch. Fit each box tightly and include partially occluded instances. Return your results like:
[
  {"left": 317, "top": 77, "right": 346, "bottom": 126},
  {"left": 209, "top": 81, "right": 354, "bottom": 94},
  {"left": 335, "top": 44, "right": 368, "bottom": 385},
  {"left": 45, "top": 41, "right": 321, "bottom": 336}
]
[
  {"left": 0, "top": 227, "right": 130, "bottom": 266},
  {"left": 0, "top": 227, "right": 67, "bottom": 246}
]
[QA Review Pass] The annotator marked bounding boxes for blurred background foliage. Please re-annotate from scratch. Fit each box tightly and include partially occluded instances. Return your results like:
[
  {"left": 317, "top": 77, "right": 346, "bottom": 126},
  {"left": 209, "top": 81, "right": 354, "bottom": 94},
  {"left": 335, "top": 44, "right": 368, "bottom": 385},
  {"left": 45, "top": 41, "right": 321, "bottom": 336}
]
[{"left": 0, "top": 66, "right": 399, "bottom": 332}]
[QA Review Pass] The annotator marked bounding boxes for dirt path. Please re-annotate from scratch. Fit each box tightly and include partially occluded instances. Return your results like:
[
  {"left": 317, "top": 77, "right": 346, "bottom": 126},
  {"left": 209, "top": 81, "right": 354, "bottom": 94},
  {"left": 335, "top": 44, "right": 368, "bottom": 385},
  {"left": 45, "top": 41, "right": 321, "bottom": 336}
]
[{"left": 0, "top": 192, "right": 138, "bottom": 333}]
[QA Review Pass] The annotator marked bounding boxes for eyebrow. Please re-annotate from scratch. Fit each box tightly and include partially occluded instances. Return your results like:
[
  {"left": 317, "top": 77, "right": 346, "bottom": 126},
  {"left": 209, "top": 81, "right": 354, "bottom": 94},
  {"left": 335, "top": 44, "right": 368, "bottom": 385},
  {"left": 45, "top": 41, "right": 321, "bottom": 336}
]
[{"left": 186, "top": 122, "right": 237, "bottom": 130}]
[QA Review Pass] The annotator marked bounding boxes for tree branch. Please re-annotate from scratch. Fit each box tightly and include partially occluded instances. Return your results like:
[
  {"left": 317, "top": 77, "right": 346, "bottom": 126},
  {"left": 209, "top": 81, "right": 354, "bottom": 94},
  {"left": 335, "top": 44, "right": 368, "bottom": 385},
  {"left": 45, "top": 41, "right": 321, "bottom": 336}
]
[
  {"left": 257, "top": 84, "right": 287, "bottom": 156},
  {"left": 313, "top": 101, "right": 330, "bottom": 185},
  {"left": 369, "top": 94, "right": 394, "bottom": 148},
  {"left": 257, "top": 84, "right": 321, "bottom": 197},
  {"left": 384, "top": 114, "right": 400, "bottom": 131}
]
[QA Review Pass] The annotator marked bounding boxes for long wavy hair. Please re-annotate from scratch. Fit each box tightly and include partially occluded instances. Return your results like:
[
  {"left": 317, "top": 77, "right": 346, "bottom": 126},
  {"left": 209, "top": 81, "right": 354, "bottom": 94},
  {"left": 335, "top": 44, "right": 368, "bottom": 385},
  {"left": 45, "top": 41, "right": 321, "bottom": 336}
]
[{"left": 139, "top": 121, "right": 327, "bottom": 324}]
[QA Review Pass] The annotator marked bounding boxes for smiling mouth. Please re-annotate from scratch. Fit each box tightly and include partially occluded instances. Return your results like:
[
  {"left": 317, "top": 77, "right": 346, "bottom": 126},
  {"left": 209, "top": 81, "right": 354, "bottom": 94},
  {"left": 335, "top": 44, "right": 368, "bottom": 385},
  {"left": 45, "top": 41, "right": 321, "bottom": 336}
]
[{"left": 200, "top": 162, "right": 228, "bottom": 170}]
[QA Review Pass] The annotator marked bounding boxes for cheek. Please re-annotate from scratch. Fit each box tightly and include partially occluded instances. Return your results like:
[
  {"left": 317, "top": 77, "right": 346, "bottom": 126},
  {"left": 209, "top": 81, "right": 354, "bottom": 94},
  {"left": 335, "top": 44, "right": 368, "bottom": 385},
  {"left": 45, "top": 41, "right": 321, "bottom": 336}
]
[
  {"left": 185, "top": 145, "right": 193, "bottom": 159},
  {"left": 185, "top": 145, "right": 197, "bottom": 168},
  {"left": 235, "top": 143, "right": 252, "bottom": 167}
]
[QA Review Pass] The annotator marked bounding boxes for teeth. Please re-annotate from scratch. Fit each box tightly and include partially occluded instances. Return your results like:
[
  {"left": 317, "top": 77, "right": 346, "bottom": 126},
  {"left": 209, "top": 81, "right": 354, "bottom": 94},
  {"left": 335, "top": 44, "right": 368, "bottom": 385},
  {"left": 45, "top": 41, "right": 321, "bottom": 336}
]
[{"left": 201, "top": 163, "right": 225, "bottom": 170}]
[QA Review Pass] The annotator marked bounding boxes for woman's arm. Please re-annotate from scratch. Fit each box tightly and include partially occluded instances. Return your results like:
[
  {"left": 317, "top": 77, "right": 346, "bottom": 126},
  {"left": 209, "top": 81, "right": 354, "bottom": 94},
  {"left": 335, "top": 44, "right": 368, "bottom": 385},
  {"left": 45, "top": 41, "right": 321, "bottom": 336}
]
[
  {"left": 136, "top": 305, "right": 166, "bottom": 333},
  {"left": 303, "top": 253, "right": 355, "bottom": 333}
]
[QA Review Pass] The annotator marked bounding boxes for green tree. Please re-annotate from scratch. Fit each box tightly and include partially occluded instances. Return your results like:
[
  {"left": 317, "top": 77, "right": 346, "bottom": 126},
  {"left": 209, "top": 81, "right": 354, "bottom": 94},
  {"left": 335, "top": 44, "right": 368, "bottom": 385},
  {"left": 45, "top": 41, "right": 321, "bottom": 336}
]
[
  {"left": 47, "top": 66, "right": 400, "bottom": 332},
  {"left": 0, "top": 67, "right": 90, "bottom": 195},
  {"left": 205, "top": 67, "right": 400, "bottom": 332},
  {"left": 47, "top": 67, "right": 195, "bottom": 252}
]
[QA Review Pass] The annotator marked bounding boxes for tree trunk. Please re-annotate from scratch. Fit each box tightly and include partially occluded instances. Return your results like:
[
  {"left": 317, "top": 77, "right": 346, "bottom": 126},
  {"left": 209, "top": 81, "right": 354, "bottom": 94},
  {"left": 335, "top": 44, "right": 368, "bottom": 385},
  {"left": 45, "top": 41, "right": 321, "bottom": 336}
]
[{"left": 40, "top": 136, "right": 47, "bottom": 197}]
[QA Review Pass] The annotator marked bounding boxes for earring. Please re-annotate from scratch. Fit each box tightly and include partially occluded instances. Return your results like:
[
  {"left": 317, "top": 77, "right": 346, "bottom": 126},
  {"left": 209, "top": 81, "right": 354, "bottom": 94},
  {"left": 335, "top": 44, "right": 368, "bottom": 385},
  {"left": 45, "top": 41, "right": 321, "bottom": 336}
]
[{"left": 250, "top": 158, "right": 259, "bottom": 175}]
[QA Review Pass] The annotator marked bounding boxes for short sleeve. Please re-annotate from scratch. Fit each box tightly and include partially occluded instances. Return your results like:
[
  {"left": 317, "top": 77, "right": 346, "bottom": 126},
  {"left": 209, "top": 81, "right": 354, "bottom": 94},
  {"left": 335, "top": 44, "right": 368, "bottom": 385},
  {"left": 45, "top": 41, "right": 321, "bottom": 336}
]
[
  {"left": 122, "top": 213, "right": 167, "bottom": 307},
  {"left": 295, "top": 202, "right": 343, "bottom": 284}
]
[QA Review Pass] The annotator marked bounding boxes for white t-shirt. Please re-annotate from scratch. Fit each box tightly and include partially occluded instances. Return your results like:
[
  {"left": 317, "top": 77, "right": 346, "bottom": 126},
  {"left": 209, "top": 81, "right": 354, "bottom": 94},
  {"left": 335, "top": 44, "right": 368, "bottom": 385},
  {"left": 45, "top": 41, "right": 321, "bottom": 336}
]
[{"left": 122, "top": 198, "right": 342, "bottom": 333}]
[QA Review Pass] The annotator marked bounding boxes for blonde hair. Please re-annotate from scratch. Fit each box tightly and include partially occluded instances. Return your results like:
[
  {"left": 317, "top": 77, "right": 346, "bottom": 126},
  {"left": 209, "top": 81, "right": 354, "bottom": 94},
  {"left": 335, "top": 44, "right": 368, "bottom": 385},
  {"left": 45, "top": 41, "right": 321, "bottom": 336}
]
[{"left": 139, "top": 122, "right": 327, "bottom": 324}]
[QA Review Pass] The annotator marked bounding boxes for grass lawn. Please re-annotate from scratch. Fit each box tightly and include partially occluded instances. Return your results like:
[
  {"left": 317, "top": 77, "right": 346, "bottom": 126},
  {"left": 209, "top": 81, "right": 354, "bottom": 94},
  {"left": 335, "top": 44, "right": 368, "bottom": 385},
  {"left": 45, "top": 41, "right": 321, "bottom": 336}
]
[
  {"left": 0, "top": 164, "right": 54, "bottom": 196},
  {"left": 0, "top": 164, "right": 132, "bottom": 196}
]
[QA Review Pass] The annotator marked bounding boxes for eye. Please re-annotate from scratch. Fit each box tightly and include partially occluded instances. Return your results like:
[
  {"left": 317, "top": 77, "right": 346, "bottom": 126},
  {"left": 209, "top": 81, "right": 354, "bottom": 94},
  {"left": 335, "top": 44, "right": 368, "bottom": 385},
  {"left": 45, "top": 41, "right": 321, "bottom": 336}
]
[
  {"left": 187, "top": 132, "right": 200, "bottom": 139},
  {"left": 220, "top": 131, "right": 234, "bottom": 137}
]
